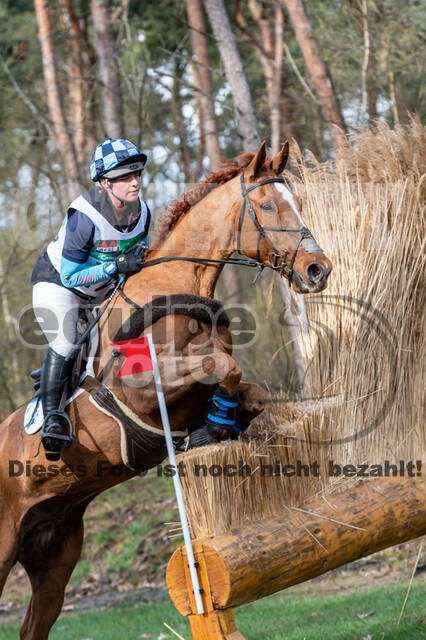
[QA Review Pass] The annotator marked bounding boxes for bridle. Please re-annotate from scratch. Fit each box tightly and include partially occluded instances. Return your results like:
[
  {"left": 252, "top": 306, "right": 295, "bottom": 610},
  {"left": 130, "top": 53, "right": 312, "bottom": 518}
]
[
  {"left": 237, "top": 171, "right": 315, "bottom": 287},
  {"left": 118, "top": 171, "right": 318, "bottom": 308}
]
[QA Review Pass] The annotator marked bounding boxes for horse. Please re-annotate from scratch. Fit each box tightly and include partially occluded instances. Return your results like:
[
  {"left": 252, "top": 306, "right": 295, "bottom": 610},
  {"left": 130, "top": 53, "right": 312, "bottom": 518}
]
[{"left": 0, "top": 141, "right": 331, "bottom": 639}]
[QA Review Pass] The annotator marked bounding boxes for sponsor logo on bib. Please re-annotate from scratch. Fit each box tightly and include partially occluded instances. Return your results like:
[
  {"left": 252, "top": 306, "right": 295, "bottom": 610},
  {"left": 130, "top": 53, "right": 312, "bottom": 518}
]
[{"left": 97, "top": 240, "right": 118, "bottom": 253}]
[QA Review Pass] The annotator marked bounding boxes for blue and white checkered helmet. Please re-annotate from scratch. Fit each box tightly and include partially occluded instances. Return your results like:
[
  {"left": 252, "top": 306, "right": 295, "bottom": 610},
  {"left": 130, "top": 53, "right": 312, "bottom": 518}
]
[{"left": 90, "top": 138, "right": 147, "bottom": 182}]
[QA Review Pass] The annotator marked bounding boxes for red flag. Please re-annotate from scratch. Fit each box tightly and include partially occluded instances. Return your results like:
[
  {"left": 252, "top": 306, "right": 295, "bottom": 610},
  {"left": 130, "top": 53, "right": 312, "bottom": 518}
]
[{"left": 111, "top": 336, "right": 153, "bottom": 377}]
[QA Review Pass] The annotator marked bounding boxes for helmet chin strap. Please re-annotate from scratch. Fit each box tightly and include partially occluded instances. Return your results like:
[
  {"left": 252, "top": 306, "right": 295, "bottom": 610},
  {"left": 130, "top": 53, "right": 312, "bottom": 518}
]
[{"left": 104, "top": 180, "right": 128, "bottom": 208}]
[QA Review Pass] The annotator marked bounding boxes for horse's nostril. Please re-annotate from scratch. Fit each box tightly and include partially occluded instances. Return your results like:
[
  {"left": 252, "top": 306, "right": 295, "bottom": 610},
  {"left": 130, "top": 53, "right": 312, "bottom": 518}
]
[{"left": 307, "top": 263, "right": 324, "bottom": 283}]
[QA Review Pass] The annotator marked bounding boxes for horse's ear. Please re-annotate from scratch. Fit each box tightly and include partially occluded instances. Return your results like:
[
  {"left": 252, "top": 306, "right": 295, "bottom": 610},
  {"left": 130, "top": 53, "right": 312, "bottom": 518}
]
[
  {"left": 245, "top": 141, "right": 267, "bottom": 182},
  {"left": 271, "top": 141, "right": 289, "bottom": 175}
]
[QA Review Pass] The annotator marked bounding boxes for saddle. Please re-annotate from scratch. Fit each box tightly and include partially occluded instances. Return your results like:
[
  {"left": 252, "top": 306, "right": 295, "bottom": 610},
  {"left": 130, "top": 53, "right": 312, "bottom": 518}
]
[{"left": 25, "top": 295, "right": 230, "bottom": 438}]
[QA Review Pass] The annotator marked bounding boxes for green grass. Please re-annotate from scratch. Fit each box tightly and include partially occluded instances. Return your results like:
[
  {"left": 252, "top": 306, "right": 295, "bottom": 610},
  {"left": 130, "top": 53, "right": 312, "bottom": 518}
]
[
  {"left": 71, "top": 470, "right": 180, "bottom": 586},
  {"left": 1, "top": 582, "right": 424, "bottom": 639}
]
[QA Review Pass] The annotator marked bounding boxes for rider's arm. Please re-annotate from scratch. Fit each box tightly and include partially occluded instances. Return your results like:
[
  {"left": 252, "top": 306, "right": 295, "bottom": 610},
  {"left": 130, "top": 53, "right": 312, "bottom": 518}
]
[{"left": 59, "top": 211, "right": 112, "bottom": 288}]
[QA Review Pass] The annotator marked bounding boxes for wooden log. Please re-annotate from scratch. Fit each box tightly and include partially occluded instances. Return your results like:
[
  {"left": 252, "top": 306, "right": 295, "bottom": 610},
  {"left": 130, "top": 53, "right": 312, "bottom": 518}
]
[
  {"left": 175, "top": 537, "right": 245, "bottom": 639},
  {"left": 167, "top": 477, "right": 426, "bottom": 615}
]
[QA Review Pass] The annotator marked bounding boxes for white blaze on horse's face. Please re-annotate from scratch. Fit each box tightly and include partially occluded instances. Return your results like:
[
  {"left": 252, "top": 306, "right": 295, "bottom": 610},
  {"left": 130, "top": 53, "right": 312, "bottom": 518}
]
[
  {"left": 252, "top": 180, "right": 332, "bottom": 294},
  {"left": 274, "top": 184, "right": 323, "bottom": 255}
]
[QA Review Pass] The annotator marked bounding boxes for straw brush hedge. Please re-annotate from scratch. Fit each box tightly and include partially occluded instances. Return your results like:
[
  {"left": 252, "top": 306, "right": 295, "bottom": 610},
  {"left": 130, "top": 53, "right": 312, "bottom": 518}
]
[{"left": 178, "top": 119, "right": 426, "bottom": 539}]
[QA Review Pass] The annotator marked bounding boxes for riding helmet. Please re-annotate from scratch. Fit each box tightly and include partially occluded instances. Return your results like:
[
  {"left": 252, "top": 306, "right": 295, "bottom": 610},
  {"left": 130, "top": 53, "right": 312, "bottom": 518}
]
[{"left": 90, "top": 138, "right": 147, "bottom": 182}]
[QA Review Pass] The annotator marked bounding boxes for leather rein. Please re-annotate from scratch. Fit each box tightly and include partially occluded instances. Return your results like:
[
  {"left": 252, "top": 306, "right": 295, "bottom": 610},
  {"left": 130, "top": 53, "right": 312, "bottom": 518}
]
[{"left": 119, "top": 172, "right": 316, "bottom": 309}]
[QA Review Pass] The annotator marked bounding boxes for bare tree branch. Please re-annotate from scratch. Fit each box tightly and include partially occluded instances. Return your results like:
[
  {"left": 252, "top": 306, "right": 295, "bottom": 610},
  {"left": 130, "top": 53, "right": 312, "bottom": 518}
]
[
  {"left": 0, "top": 54, "right": 53, "bottom": 136},
  {"left": 283, "top": 42, "right": 319, "bottom": 104}
]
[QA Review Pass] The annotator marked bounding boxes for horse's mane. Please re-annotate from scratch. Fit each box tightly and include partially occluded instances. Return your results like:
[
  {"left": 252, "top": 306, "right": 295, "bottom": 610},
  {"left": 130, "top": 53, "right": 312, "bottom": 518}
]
[{"left": 151, "top": 152, "right": 258, "bottom": 248}]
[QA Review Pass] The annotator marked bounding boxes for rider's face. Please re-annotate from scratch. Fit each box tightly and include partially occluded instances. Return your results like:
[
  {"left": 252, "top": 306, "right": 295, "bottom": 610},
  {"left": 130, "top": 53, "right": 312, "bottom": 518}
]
[{"left": 104, "top": 171, "right": 142, "bottom": 207}]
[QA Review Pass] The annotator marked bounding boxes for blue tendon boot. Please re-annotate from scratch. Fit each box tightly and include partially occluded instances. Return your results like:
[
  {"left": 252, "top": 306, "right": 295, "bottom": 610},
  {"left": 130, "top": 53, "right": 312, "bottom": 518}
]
[
  {"left": 187, "top": 387, "right": 240, "bottom": 450},
  {"left": 40, "top": 347, "right": 74, "bottom": 461}
]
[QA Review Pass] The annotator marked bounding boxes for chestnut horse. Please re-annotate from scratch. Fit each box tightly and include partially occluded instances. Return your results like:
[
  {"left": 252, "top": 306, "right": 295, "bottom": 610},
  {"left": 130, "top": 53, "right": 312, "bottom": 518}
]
[{"left": 0, "top": 142, "right": 331, "bottom": 639}]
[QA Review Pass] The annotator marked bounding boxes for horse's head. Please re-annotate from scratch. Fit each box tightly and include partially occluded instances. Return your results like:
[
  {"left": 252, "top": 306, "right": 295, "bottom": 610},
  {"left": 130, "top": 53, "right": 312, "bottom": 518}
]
[{"left": 236, "top": 141, "right": 332, "bottom": 293}]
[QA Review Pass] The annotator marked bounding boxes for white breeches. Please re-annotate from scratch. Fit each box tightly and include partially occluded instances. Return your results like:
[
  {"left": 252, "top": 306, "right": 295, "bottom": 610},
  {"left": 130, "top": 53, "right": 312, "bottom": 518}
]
[{"left": 32, "top": 282, "right": 92, "bottom": 357}]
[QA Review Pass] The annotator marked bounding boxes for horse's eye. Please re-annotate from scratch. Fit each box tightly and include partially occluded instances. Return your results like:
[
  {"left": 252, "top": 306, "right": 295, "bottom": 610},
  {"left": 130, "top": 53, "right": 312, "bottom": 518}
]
[{"left": 261, "top": 201, "right": 274, "bottom": 212}]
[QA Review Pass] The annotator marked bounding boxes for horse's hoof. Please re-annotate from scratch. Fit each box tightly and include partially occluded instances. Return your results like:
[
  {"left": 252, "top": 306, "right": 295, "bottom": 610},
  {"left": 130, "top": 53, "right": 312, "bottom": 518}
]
[{"left": 186, "top": 426, "right": 213, "bottom": 450}]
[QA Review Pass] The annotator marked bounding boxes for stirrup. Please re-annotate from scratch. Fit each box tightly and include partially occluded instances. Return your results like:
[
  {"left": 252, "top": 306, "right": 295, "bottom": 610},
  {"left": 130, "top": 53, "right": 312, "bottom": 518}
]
[{"left": 41, "top": 411, "right": 74, "bottom": 458}]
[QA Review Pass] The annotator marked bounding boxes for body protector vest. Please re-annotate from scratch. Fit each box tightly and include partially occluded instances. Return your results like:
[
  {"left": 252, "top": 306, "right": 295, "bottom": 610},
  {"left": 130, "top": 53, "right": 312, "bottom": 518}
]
[{"left": 47, "top": 191, "right": 150, "bottom": 297}]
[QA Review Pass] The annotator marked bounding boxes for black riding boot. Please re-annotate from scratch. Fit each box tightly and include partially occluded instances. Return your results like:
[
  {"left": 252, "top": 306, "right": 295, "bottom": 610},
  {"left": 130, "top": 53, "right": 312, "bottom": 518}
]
[{"left": 40, "top": 347, "right": 74, "bottom": 461}]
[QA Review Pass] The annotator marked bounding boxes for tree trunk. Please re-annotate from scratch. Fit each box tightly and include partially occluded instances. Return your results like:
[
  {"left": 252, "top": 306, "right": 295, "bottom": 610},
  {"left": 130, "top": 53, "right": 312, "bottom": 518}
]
[
  {"left": 186, "top": 0, "right": 221, "bottom": 171},
  {"left": 246, "top": 0, "right": 283, "bottom": 155},
  {"left": 27, "top": 132, "right": 44, "bottom": 231},
  {"left": 272, "top": 0, "right": 284, "bottom": 154},
  {"left": 348, "top": 0, "right": 378, "bottom": 123},
  {"left": 61, "top": 0, "right": 86, "bottom": 167},
  {"left": 360, "top": 0, "right": 370, "bottom": 123},
  {"left": 0, "top": 259, "right": 25, "bottom": 407},
  {"left": 203, "top": 0, "right": 261, "bottom": 152},
  {"left": 367, "top": 62, "right": 378, "bottom": 122},
  {"left": 232, "top": 2, "right": 298, "bottom": 147},
  {"left": 90, "top": 0, "right": 125, "bottom": 139},
  {"left": 167, "top": 476, "right": 426, "bottom": 613},
  {"left": 283, "top": 0, "right": 347, "bottom": 149},
  {"left": 243, "top": 0, "right": 285, "bottom": 154},
  {"left": 190, "top": 62, "right": 206, "bottom": 183},
  {"left": 80, "top": 13, "right": 99, "bottom": 153},
  {"left": 33, "top": 0, "right": 81, "bottom": 185},
  {"left": 281, "top": 73, "right": 300, "bottom": 142},
  {"left": 233, "top": 0, "right": 277, "bottom": 152},
  {"left": 172, "top": 61, "right": 192, "bottom": 184}
]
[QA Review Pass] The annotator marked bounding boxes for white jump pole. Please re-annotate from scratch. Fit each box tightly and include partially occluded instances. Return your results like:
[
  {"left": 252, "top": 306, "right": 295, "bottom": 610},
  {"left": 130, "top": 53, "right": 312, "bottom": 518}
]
[{"left": 146, "top": 333, "right": 205, "bottom": 615}]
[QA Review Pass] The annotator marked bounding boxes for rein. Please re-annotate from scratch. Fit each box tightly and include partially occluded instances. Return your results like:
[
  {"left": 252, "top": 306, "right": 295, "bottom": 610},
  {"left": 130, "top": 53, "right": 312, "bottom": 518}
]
[{"left": 118, "top": 172, "right": 316, "bottom": 309}]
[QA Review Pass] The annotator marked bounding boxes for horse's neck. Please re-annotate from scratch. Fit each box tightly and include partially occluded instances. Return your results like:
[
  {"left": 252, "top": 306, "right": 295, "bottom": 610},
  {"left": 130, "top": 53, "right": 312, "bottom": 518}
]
[
  {"left": 127, "top": 183, "right": 238, "bottom": 301},
  {"left": 97, "top": 183, "right": 238, "bottom": 375}
]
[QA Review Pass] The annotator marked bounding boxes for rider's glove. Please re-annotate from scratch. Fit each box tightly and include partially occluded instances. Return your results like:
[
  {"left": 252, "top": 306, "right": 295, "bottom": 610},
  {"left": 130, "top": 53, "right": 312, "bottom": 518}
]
[
  {"left": 103, "top": 254, "right": 144, "bottom": 278},
  {"left": 116, "top": 254, "right": 144, "bottom": 275}
]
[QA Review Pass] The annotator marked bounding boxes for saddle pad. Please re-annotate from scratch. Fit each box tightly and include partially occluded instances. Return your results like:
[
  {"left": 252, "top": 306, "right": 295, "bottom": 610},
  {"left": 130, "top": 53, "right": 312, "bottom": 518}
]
[
  {"left": 23, "top": 386, "right": 86, "bottom": 435},
  {"left": 24, "top": 396, "right": 44, "bottom": 434},
  {"left": 86, "top": 381, "right": 186, "bottom": 472}
]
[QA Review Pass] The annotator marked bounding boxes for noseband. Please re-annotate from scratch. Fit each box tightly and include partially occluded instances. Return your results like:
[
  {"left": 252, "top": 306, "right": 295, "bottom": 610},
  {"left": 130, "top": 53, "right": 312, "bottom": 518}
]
[{"left": 237, "top": 171, "right": 315, "bottom": 287}]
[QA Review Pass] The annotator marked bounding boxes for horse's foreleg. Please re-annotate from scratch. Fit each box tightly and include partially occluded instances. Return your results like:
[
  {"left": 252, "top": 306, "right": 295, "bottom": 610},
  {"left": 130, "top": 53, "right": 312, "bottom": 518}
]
[
  {"left": 180, "top": 350, "right": 245, "bottom": 447},
  {"left": 122, "top": 347, "right": 243, "bottom": 416},
  {"left": 183, "top": 358, "right": 267, "bottom": 447},
  {"left": 195, "top": 349, "right": 243, "bottom": 393},
  {"left": 19, "top": 518, "right": 84, "bottom": 640}
]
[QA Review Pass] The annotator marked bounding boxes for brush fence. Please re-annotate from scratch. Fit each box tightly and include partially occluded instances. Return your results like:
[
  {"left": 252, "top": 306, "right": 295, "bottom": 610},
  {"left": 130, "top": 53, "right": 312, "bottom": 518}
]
[{"left": 166, "top": 476, "right": 426, "bottom": 640}]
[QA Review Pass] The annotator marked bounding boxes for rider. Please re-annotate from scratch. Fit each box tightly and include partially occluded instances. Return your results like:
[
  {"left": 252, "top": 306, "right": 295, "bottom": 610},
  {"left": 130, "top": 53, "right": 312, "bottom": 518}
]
[{"left": 31, "top": 138, "right": 151, "bottom": 461}]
